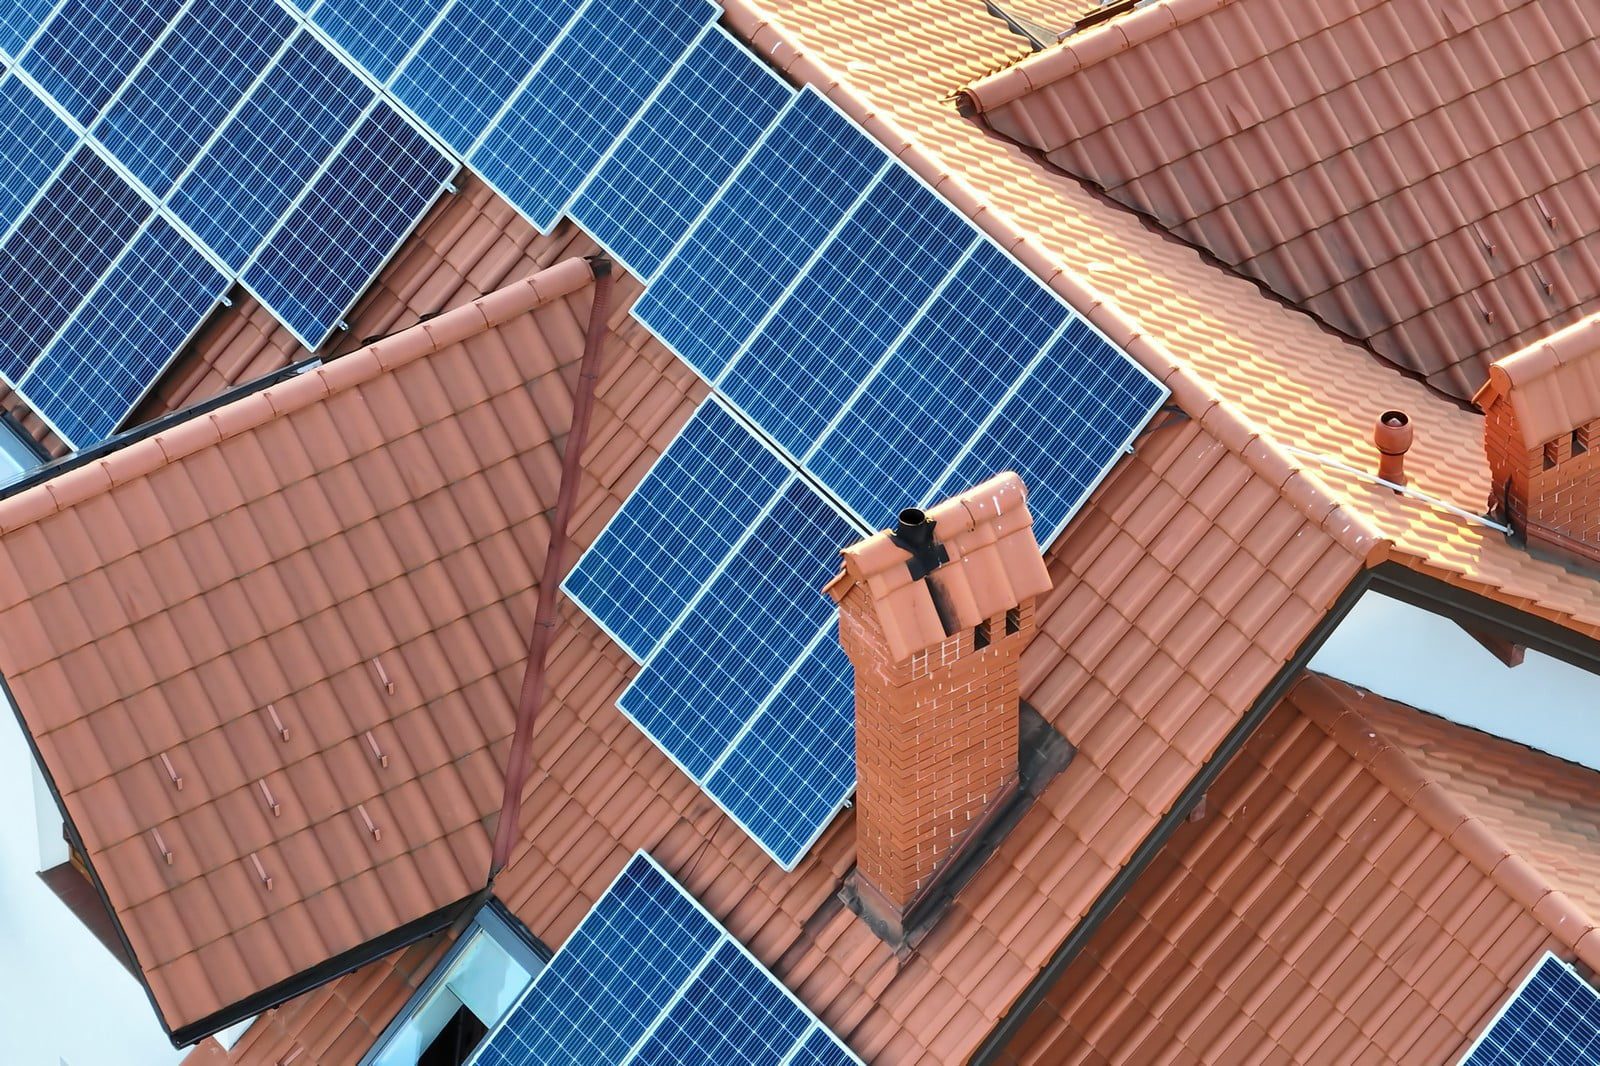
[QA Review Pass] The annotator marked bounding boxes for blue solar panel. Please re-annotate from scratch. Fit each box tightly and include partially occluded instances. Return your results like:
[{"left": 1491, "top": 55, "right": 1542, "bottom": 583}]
[
  {"left": 561, "top": 399, "right": 791, "bottom": 663},
  {"left": 471, "top": 852, "right": 860, "bottom": 1066},
  {"left": 19, "top": 217, "right": 226, "bottom": 446},
  {"left": 705, "top": 636, "right": 855, "bottom": 869},
  {"left": 937, "top": 317, "right": 1167, "bottom": 544},
  {"left": 390, "top": 0, "right": 586, "bottom": 153},
  {"left": 170, "top": 32, "right": 372, "bottom": 270},
  {"left": 20, "top": 0, "right": 185, "bottom": 123},
  {"left": 312, "top": 0, "right": 451, "bottom": 82},
  {"left": 1463, "top": 954, "right": 1600, "bottom": 1065},
  {"left": 721, "top": 164, "right": 977, "bottom": 463},
  {"left": 568, "top": 27, "right": 790, "bottom": 280},
  {"left": 806, "top": 239, "right": 1066, "bottom": 525},
  {"left": 618, "top": 477, "right": 854, "bottom": 781},
  {"left": 242, "top": 102, "right": 453, "bottom": 347},
  {"left": 0, "top": 0, "right": 53, "bottom": 58},
  {"left": 0, "top": 75, "right": 77, "bottom": 235},
  {"left": 470, "top": 0, "right": 713, "bottom": 232},
  {"left": 94, "top": 0, "right": 295, "bottom": 195},
  {"left": 632, "top": 88, "right": 887, "bottom": 381},
  {"left": 0, "top": 146, "right": 147, "bottom": 381}
]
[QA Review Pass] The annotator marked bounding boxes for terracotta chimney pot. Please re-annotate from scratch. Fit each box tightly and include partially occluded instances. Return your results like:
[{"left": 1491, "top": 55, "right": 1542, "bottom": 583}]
[{"left": 1374, "top": 410, "right": 1412, "bottom": 485}]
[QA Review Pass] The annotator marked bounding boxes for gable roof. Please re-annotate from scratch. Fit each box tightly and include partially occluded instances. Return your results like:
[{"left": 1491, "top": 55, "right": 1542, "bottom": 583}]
[
  {"left": 963, "top": 0, "right": 1600, "bottom": 403},
  {"left": 1003, "top": 674, "right": 1600, "bottom": 1064}
]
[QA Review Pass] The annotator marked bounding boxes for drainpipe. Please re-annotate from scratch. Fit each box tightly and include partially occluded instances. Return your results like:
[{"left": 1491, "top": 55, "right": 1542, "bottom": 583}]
[{"left": 489, "top": 255, "right": 614, "bottom": 880}]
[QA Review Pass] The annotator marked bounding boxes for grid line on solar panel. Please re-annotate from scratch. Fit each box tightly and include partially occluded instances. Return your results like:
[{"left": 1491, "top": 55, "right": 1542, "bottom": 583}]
[
  {"left": 718, "top": 163, "right": 979, "bottom": 464},
  {"left": 934, "top": 316, "right": 1168, "bottom": 545},
  {"left": 617, "top": 477, "right": 856, "bottom": 781},
  {"left": 389, "top": 0, "right": 587, "bottom": 153},
  {"left": 19, "top": 0, "right": 185, "bottom": 124},
  {"left": 0, "top": 144, "right": 147, "bottom": 382},
  {"left": 168, "top": 30, "right": 371, "bottom": 270},
  {"left": 240, "top": 100, "right": 454, "bottom": 347},
  {"left": 17, "top": 214, "right": 225, "bottom": 446},
  {"left": 310, "top": 0, "right": 452, "bottom": 82},
  {"left": 803, "top": 237, "right": 1067, "bottom": 526},
  {"left": 631, "top": 87, "right": 889, "bottom": 382},
  {"left": 1462, "top": 954, "right": 1600, "bottom": 1065},
  {"left": 567, "top": 26, "right": 791, "bottom": 280},
  {"left": 469, "top": 0, "right": 713, "bottom": 232},
  {"left": 0, "top": 74, "right": 77, "bottom": 236},
  {"left": 788, "top": 1026, "right": 860, "bottom": 1066},
  {"left": 560, "top": 397, "right": 793, "bottom": 663},
  {"left": 92, "top": 0, "right": 294, "bottom": 195},
  {"left": 629, "top": 940, "right": 812, "bottom": 1065},
  {"left": 0, "top": 0, "right": 58, "bottom": 60}
]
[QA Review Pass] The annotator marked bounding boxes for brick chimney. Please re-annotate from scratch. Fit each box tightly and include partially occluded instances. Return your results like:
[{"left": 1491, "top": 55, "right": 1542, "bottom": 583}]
[
  {"left": 825, "top": 472, "right": 1051, "bottom": 943},
  {"left": 1477, "top": 314, "right": 1600, "bottom": 567}
]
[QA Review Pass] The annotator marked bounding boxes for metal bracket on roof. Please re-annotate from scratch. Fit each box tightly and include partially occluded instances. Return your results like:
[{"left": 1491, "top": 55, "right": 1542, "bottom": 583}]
[
  {"left": 337, "top": 319, "right": 350, "bottom": 332},
  {"left": 258, "top": 779, "right": 280, "bottom": 817},
  {"left": 249, "top": 853, "right": 272, "bottom": 891},
  {"left": 365, "top": 730, "right": 389, "bottom": 769},
  {"left": 371, "top": 657, "right": 395, "bottom": 695},
  {"left": 357, "top": 804, "right": 382, "bottom": 843},
  {"left": 444, "top": 181, "right": 458, "bottom": 195},
  {"left": 159, "top": 751, "right": 182, "bottom": 791},
  {"left": 151, "top": 828, "right": 173, "bottom": 866},
  {"left": 264, "top": 703, "right": 290, "bottom": 741}
]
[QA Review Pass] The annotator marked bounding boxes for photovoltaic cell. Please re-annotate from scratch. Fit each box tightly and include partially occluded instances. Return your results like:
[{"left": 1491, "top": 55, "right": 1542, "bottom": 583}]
[
  {"left": 0, "top": 146, "right": 147, "bottom": 381},
  {"left": 0, "top": 74, "right": 77, "bottom": 235},
  {"left": 632, "top": 88, "right": 886, "bottom": 381},
  {"left": 470, "top": 852, "right": 860, "bottom": 1066},
  {"left": 390, "top": 0, "right": 586, "bottom": 153},
  {"left": 242, "top": 102, "right": 453, "bottom": 347},
  {"left": 0, "top": 0, "right": 54, "bottom": 58},
  {"left": 1463, "top": 953, "right": 1600, "bottom": 1065},
  {"left": 617, "top": 477, "right": 854, "bottom": 781},
  {"left": 311, "top": 0, "right": 452, "bottom": 82},
  {"left": 807, "top": 239, "right": 1066, "bottom": 525},
  {"left": 937, "top": 317, "right": 1168, "bottom": 544},
  {"left": 470, "top": 0, "right": 713, "bottom": 232},
  {"left": 170, "top": 32, "right": 372, "bottom": 270},
  {"left": 20, "top": 0, "right": 185, "bottom": 123},
  {"left": 568, "top": 27, "right": 789, "bottom": 280},
  {"left": 94, "top": 0, "right": 295, "bottom": 195},
  {"left": 720, "top": 164, "right": 977, "bottom": 462},
  {"left": 20, "top": 217, "right": 226, "bottom": 446},
  {"left": 561, "top": 399, "right": 790, "bottom": 663}
]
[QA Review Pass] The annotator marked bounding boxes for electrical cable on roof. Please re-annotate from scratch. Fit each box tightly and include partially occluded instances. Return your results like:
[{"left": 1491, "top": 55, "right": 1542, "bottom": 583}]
[{"left": 1281, "top": 445, "right": 1511, "bottom": 534}]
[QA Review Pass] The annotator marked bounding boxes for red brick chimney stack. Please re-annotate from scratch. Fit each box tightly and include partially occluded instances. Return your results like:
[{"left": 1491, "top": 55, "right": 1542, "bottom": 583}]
[
  {"left": 1478, "top": 314, "right": 1600, "bottom": 567},
  {"left": 826, "top": 472, "right": 1051, "bottom": 941}
]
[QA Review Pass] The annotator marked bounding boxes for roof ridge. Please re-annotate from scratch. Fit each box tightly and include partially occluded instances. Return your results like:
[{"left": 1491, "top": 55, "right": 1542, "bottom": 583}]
[
  {"left": 1295, "top": 673, "right": 1600, "bottom": 970},
  {"left": 0, "top": 257, "right": 597, "bottom": 536},
  {"left": 962, "top": 0, "right": 1227, "bottom": 112},
  {"left": 718, "top": 0, "right": 1389, "bottom": 565}
]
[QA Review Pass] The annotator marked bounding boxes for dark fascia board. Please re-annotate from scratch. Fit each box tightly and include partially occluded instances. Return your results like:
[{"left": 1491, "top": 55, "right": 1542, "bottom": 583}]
[{"left": 969, "top": 560, "right": 1600, "bottom": 1062}]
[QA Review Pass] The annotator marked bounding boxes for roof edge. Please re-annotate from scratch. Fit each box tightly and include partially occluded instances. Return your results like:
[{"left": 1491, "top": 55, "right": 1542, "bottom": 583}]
[
  {"left": 1295, "top": 673, "right": 1600, "bottom": 971},
  {"left": 0, "top": 258, "right": 598, "bottom": 536},
  {"left": 961, "top": 0, "right": 1228, "bottom": 112},
  {"left": 716, "top": 2, "right": 1387, "bottom": 564}
]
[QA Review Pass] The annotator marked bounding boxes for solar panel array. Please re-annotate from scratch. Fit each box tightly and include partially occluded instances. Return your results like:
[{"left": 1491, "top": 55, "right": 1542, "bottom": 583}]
[
  {"left": 469, "top": 851, "right": 862, "bottom": 1066},
  {"left": 0, "top": 1, "right": 456, "bottom": 447},
  {"left": 1462, "top": 953, "right": 1600, "bottom": 1065}
]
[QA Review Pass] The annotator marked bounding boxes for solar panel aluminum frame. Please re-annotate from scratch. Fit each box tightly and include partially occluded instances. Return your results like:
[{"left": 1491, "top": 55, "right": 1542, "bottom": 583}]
[
  {"left": 465, "top": 850, "right": 865, "bottom": 1066},
  {"left": 1458, "top": 952, "right": 1599, "bottom": 1064}
]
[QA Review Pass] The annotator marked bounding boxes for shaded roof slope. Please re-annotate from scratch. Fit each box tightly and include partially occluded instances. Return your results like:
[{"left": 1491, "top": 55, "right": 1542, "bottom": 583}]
[
  {"left": 966, "top": 0, "right": 1600, "bottom": 402},
  {"left": 1001, "top": 674, "right": 1600, "bottom": 1064}
]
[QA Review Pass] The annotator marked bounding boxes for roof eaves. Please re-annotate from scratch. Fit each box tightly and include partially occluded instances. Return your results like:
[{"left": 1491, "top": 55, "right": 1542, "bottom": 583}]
[{"left": 720, "top": 2, "right": 1389, "bottom": 567}]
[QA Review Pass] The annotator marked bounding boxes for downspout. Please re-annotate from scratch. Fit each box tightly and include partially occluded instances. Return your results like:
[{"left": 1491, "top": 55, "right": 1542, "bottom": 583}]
[{"left": 489, "top": 254, "right": 614, "bottom": 880}]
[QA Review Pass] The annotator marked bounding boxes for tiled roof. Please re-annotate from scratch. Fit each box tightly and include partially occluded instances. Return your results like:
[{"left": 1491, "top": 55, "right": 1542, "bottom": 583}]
[
  {"left": 1477, "top": 311, "right": 1600, "bottom": 449},
  {"left": 0, "top": 249, "right": 707, "bottom": 1033},
  {"left": 964, "top": 0, "right": 1600, "bottom": 403},
  {"left": 1001, "top": 674, "right": 1600, "bottom": 1064}
]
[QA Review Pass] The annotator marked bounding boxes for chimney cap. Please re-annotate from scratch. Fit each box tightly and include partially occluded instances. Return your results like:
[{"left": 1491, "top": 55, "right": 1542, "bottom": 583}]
[{"left": 1478, "top": 312, "right": 1600, "bottom": 450}]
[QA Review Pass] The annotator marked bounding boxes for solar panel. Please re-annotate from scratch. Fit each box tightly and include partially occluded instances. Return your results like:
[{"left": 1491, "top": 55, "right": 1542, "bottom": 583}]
[
  {"left": 469, "top": 0, "right": 714, "bottom": 233},
  {"left": 241, "top": 102, "right": 454, "bottom": 347},
  {"left": 617, "top": 476, "right": 854, "bottom": 783},
  {"left": 561, "top": 398, "right": 791, "bottom": 663},
  {"left": 0, "top": 0, "right": 53, "bottom": 58},
  {"left": 719, "top": 163, "right": 977, "bottom": 463},
  {"left": 470, "top": 851, "right": 861, "bottom": 1066},
  {"left": 632, "top": 88, "right": 888, "bottom": 381},
  {"left": 806, "top": 238, "right": 1066, "bottom": 526},
  {"left": 169, "top": 31, "right": 373, "bottom": 270},
  {"left": 1462, "top": 953, "right": 1600, "bottom": 1065},
  {"left": 18, "top": 216, "right": 227, "bottom": 446},
  {"left": 0, "top": 145, "right": 147, "bottom": 381},
  {"left": 93, "top": 0, "right": 296, "bottom": 195},
  {"left": 18, "top": 0, "right": 185, "bottom": 123},
  {"left": 389, "top": 0, "right": 586, "bottom": 153},
  {"left": 567, "top": 26, "right": 790, "bottom": 280},
  {"left": 0, "top": 73, "right": 77, "bottom": 234},
  {"left": 311, "top": 0, "right": 452, "bottom": 82}
]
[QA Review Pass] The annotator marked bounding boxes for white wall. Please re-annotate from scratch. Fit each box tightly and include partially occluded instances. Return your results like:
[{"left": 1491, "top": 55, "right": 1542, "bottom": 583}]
[{"left": 1310, "top": 592, "right": 1600, "bottom": 770}]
